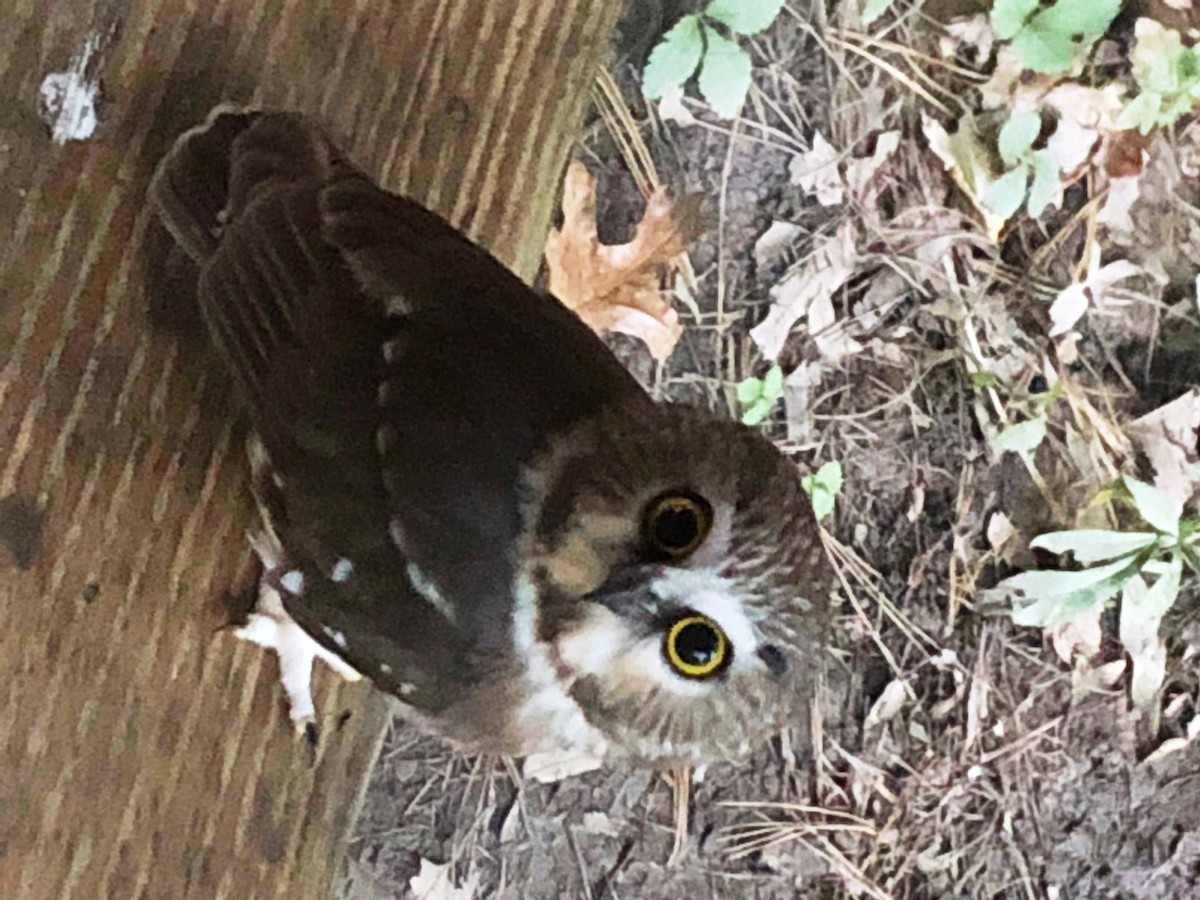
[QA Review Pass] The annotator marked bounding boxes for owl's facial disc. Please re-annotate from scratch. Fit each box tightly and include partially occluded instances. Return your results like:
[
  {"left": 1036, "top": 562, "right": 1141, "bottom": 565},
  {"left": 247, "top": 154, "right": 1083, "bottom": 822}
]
[{"left": 557, "top": 566, "right": 769, "bottom": 696}]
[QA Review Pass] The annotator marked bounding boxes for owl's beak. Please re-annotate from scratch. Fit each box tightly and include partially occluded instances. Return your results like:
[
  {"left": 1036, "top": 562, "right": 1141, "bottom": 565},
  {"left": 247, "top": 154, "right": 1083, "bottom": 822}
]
[{"left": 580, "top": 564, "right": 663, "bottom": 614}]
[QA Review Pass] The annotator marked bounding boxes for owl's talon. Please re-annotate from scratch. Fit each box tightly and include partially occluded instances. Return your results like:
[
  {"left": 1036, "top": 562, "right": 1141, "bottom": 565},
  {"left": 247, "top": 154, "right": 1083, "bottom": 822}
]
[{"left": 233, "top": 545, "right": 361, "bottom": 736}]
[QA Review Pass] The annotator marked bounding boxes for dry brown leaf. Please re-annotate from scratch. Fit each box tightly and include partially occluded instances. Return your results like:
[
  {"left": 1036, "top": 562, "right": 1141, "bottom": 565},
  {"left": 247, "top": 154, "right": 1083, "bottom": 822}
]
[
  {"left": 1129, "top": 388, "right": 1200, "bottom": 506},
  {"left": 545, "top": 161, "right": 685, "bottom": 361}
]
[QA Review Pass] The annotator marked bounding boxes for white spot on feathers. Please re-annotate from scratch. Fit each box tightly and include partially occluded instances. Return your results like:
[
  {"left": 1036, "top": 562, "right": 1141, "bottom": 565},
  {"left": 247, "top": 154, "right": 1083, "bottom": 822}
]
[
  {"left": 405, "top": 562, "right": 456, "bottom": 623},
  {"left": 279, "top": 569, "right": 304, "bottom": 595},
  {"left": 322, "top": 626, "right": 348, "bottom": 650},
  {"left": 330, "top": 558, "right": 354, "bottom": 583}
]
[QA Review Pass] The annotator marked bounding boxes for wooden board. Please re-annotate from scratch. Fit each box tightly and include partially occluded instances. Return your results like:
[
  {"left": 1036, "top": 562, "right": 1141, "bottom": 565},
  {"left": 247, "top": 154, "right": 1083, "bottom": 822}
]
[{"left": 0, "top": 0, "right": 621, "bottom": 897}]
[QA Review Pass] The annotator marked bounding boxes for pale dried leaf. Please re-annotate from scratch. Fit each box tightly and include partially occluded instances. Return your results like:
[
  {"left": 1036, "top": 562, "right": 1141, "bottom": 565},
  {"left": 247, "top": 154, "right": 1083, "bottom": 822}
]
[
  {"left": 864, "top": 679, "right": 911, "bottom": 730},
  {"left": 1129, "top": 388, "right": 1200, "bottom": 507},
  {"left": 1072, "top": 658, "right": 1126, "bottom": 695},
  {"left": 978, "top": 47, "right": 1027, "bottom": 109},
  {"left": 845, "top": 130, "right": 901, "bottom": 203},
  {"left": 1097, "top": 173, "right": 1142, "bottom": 238},
  {"left": 1048, "top": 283, "right": 1090, "bottom": 337},
  {"left": 544, "top": 162, "right": 685, "bottom": 360},
  {"left": 1120, "top": 562, "right": 1182, "bottom": 709},
  {"left": 409, "top": 860, "right": 479, "bottom": 900},
  {"left": 582, "top": 811, "right": 620, "bottom": 837},
  {"left": 1049, "top": 605, "right": 1103, "bottom": 665},
  {"left": 790, "top": 132, "right": 844, "bottom": 206},
  {"left": 658, "top": 85, "right": 698, "bottom": 127},
  {"left": 754, "top": 220, "right": 803, "bottom": 269},
  {"left": 986, "top": 511, "right": 1016, "bottom": 552},
  {"left": 939, "top": 14, "right": 994, "bottom": 61},
  {"left": 921, "top": 114, "right": 1008, "bottom": 240},
  {"left": 522, "top": 747, "right": 604, "bottom": 783},
  {"left": 783, "top": 361, "right": 823, "bottom": 444},
  {"left": 750, "top": 222, "right": 858, "bottom": 361}
]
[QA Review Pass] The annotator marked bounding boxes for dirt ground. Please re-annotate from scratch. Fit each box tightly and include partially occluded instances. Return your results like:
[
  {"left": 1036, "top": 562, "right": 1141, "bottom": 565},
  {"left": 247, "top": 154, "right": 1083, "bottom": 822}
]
[{"left": 341, "top": 3, "right": 1200, "bottom": 898}]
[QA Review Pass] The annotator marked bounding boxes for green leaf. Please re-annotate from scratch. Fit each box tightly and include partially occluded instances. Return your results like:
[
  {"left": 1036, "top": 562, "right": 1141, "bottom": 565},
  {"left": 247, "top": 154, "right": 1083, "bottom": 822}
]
[
  {"left": 993, "top": 415, "right": 1046, "bottom": 455},
  {"left": 1123, "top": 476, "right": 1182, "bottom": 536},
  {"left": 642, "top": 15, "right": 704, "bottom": 100},
  {"left": 971, "top": 371, "right": 1000, "bottom": 389},
  {"left": 698, "top": 28, "right": 753, "bottom": 118},
  {"left": 736, "top": 376, "right": 764, "bottom": 404},
  {"left": 802, "top": 460, "right": 844, "bottom": 521},
  {"left": 1030, "top": 530, "right": 1158, "bottom": 564},
  {"left": 704, "top": 0, "right": 786, "bottom": 35},
  {"left": 761, "top": 364, "right": 785, "bottom": 400},
  {"left": 981, "top": 164, "right": 1029, "bottom": 221},
  {"left": 1001, "top": 555, "right": 1143, "bottom": 627},
  {"left": 998, "top": 111, "right": 1042, "bottom": 166},
  {"left": 991, "top": 0, "right": 1039, "bottom": 40},
  {"left": 741, "top": 398, "right": 773, "bottom": 426},
  {"left": 1026, "top": 147, "right": 1061, "bottom": 218},
  {"left": 1012, "top": 23, "right": 1078, "bottom": 74},
  {"left": 1036, "top": 0, "right": 1120, "bottom": 38},
  {"left": 862, "top": 0, "right": 897, "bottom": 27},
  {"left": 1116, "top": 92, "right": 1163, "bottom": 135}
]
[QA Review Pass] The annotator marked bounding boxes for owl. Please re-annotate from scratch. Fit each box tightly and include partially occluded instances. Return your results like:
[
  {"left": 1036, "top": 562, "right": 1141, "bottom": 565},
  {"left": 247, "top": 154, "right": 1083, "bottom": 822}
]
[{"left": 149, "top": 106, "right": 832, "bottom": 768}]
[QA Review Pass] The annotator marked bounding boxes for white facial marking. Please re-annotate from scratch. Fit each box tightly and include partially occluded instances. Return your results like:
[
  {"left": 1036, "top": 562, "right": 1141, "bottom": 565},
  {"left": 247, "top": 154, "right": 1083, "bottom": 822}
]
[
  {"left": 280, "top": 570, "right": 305, "bottom": 595},
  {"left": 511, "top": 572, "right": 609, "bottom": 758},
  {"left": 651, "top": 569, "right": 762, "bottom": 673},
  {"left": 405, "top": 563, "right": 456, "bottom": 623},
  {"left": 330, "top": 558, "right": 354, "bottom": 583}
]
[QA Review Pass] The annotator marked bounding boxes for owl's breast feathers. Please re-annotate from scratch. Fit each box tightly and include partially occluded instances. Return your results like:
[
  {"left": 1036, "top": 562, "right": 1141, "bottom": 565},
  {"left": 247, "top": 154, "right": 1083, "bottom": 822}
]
[{"left": 150, "top": 107, "right": 654, "bottom": 750}]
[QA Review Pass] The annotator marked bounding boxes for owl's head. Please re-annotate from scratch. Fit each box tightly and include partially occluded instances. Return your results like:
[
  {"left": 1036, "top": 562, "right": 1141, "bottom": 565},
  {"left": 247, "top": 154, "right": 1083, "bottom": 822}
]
[{"left": 519, "top": 404, "right": 832, "bottom": 766}]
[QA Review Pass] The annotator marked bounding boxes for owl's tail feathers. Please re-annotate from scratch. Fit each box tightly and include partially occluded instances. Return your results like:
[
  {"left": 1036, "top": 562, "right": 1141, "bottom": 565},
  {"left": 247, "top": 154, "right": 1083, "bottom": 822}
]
[{"left": 149, "top": 104, "right": 336, "bottom": 264}]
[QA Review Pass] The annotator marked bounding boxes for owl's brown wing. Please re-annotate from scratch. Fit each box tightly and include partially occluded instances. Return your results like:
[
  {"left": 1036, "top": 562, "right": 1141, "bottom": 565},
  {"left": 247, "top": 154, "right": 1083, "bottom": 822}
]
[{"left": 150, "top": 107, "right": 649, "bottom": 708}]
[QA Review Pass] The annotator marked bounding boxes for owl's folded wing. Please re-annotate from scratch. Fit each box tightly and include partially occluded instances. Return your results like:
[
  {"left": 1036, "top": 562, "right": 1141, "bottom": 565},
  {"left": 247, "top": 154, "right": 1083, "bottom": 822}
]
[{"left": 150, "top": 107, "right": 647, "bottom": 706}]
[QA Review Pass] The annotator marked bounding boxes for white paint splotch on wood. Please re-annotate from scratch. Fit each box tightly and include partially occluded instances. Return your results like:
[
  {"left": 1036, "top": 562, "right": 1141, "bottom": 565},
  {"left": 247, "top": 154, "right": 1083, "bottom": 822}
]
[{"left": 37, "top": 20, "right": 121, "bottom": 144}]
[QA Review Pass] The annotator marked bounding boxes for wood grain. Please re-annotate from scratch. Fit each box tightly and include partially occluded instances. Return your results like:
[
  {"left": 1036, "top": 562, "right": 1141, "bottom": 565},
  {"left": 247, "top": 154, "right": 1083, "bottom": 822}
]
[{"left": 0, "top": 1, "right": 621, "bottom": 897}]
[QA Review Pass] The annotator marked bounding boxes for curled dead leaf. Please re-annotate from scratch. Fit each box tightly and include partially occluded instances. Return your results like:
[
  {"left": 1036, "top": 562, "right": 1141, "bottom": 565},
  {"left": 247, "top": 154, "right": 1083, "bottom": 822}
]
[{"left": 544, "top": 161, "right": 689, "bottom": 361}]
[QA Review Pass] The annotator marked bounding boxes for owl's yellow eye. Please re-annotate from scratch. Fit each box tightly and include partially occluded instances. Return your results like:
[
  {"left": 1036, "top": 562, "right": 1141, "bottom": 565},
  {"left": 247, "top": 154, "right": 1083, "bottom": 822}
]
[
  {"left": 664, "top": 614, "right": 729, "bottom": 679},
  {"left": 643, "top": 490, "right": 712, "bottom": 559}
]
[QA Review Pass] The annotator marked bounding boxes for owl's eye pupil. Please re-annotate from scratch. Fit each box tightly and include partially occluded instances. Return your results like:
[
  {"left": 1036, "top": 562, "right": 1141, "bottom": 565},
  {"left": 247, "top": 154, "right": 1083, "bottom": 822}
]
[
  {"left": 664, "top": 613, "right": 729, "bottom": 679},
  {"left": 654, "top": 506, "right": 699, "bottom": 550},
  {"left": 643, "top": 490, "right": 713, "bottom": 559},
  {"left": 675, "top": 620, "right": 719, "bottom": 666}
]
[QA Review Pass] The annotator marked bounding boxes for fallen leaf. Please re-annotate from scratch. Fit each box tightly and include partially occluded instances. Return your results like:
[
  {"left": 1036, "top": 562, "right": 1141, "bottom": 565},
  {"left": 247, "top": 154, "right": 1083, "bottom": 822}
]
[
  {"left": 864, "top": 679, "right": 912, "bottom": 730},
  {"left": 749, "top": 222, "right": 859, "bottom": 361},
  {"left": 986, "top": 511, "right": 1016, "bottom": 552},
  {"left": 1050, "top": 605, "right": 1103, "bottom": 665},
  {"left": 409, "top": 860, "right": 479, "bottom": 900},
  {"left": 845, "top": 130, "right": 902, "bottom": 205},
  {"left": 754, "top": 220, "right": 803, "bottom": 269},
  {"left": 581, "top": 811, "right": 620, "bottom": 837},
  {"left": 1047, "top": 240, "right": 1143, "bottom": 336},
  {"left": 1120, "top": 561, "right": 1182, "bottom": 708},
  {"left": 789, "top": 132, "right": 844, "bottom": 206},
  {"left": 545, "top": 162, "right": 686, "bottom": 360},
  {"left": 1097, "top": 173, "right": 1143, "bottom": 237},
  {"left": 922, "top": 114, "right": 1008, "bottom": 241},
  {"left": 658, "top": 85, "right": 698, "bottom": 127},
  {"left": 783, "top": 361, "right": 823, "bottom": 445},
  {"left": 522, "top": 747, "right": 603, "bottom": 783},
  {"left": 939, "top": 14, "right": 995, "bottom": 62},
  {"left": 1129, "top": 388, "right": 1200, "bottom": 507}
]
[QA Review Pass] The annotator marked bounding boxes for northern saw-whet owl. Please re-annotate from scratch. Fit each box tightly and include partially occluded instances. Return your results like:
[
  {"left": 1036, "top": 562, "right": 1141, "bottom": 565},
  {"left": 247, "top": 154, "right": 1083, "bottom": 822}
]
[{"left": 149, "top": 106, "right": 833, "bottom": 768}]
